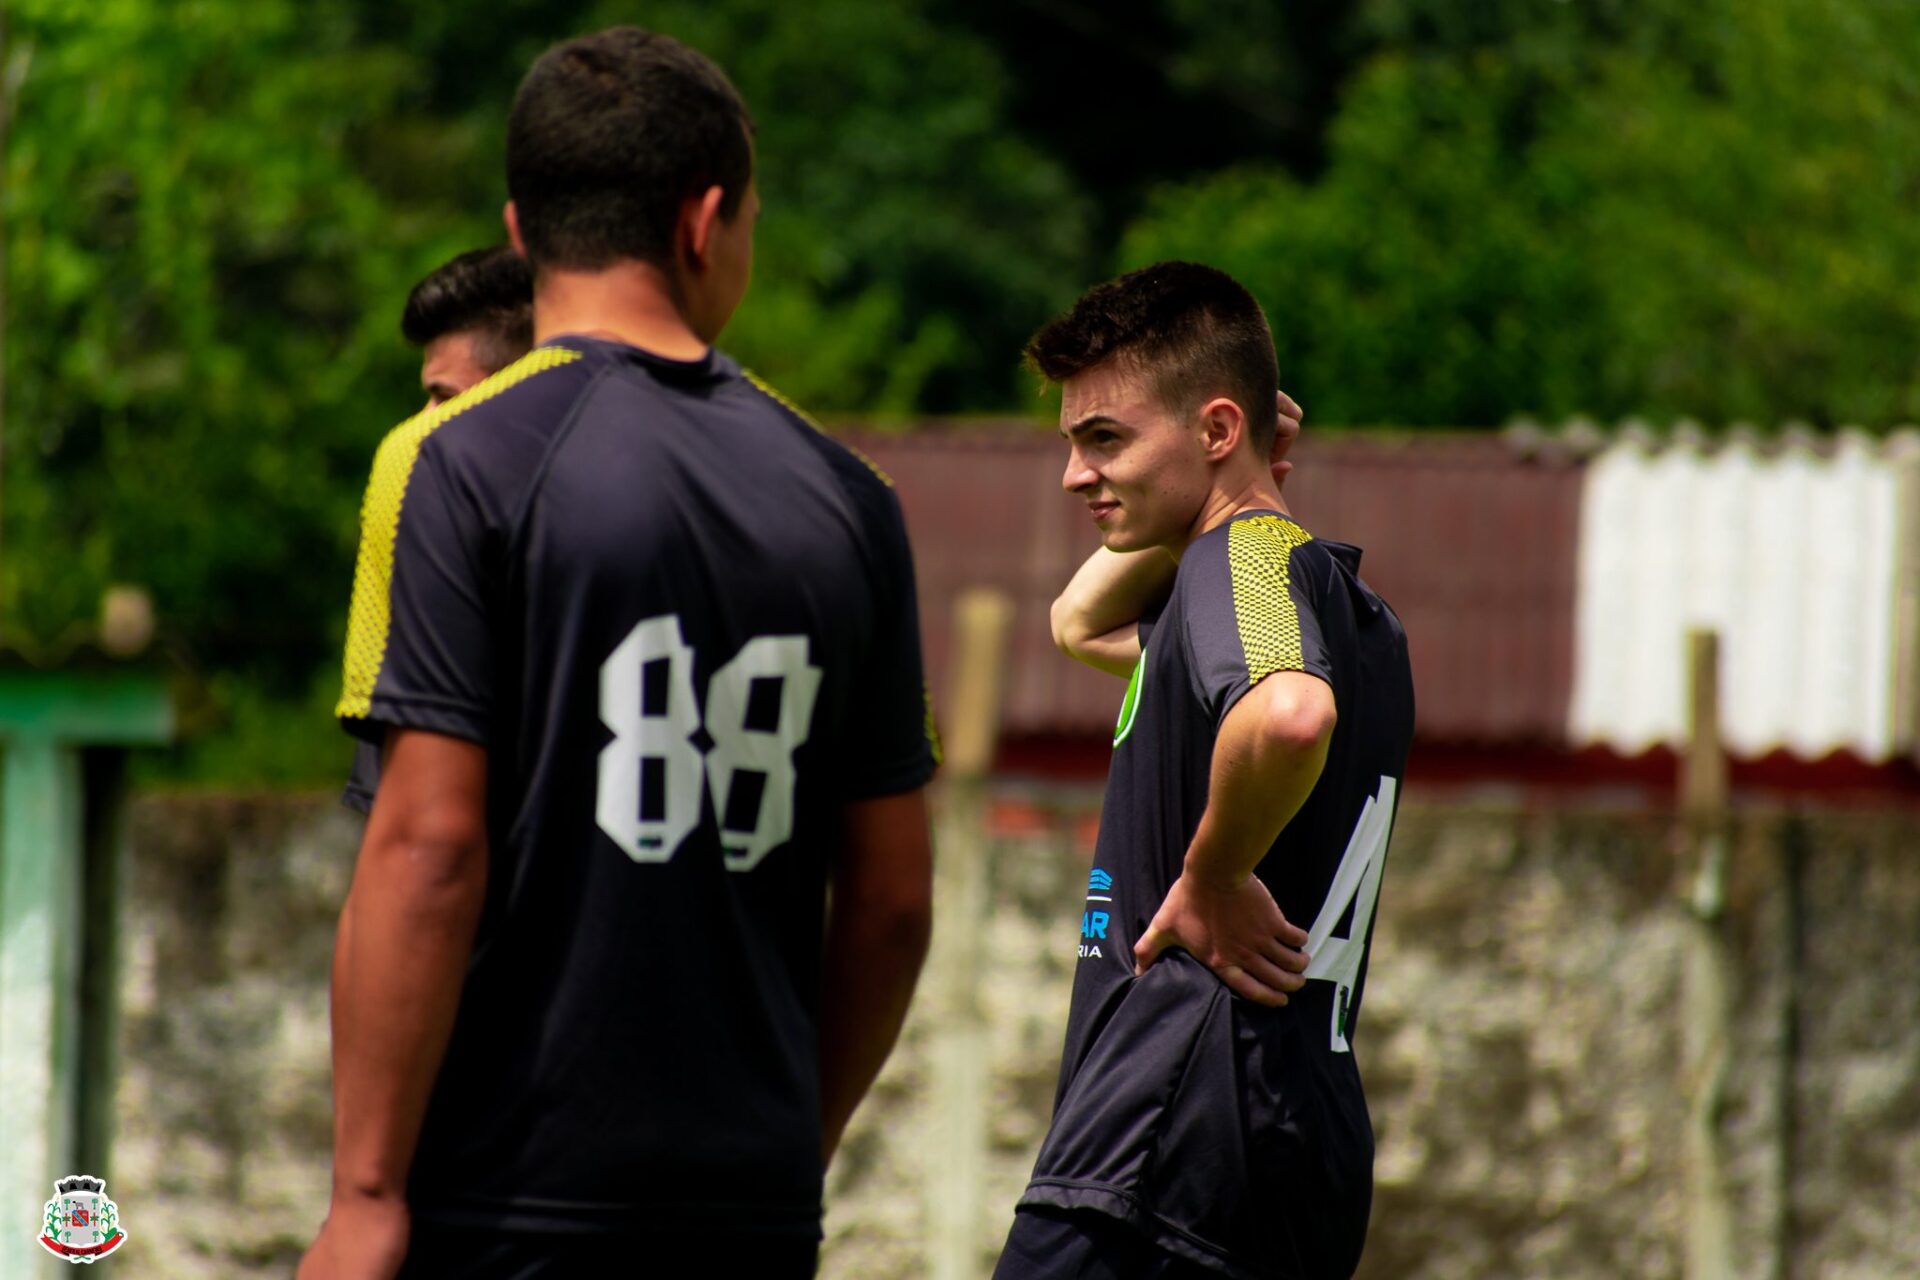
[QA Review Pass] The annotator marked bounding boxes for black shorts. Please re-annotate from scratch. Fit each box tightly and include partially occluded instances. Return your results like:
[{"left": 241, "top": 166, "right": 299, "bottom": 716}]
[
  {"left": 397, "top": 1221, "right": 820, "bottom": 1279},
  {"left": 994, "top": 1208, "right": 1222, "bottom": 1280}
]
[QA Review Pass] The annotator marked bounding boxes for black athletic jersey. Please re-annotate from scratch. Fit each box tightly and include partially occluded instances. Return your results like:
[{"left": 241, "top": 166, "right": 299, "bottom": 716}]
[
  {"left": 342, "top": 739, "right": 378, "bottom": 813},
  {"left": 334, "top": 335, "right": 938, "bottom": 1238},
  {"left": 1018, "top": 510, "right": 1414, "bottom": 1280}
]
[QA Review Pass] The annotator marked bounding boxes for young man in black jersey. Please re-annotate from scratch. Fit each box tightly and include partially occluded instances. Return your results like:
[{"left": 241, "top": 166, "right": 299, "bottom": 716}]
[
  {"left": 998, "top": 262, "right": 1415, "bottom": 1280},
  {"left": 343, "top": 245, "right": 535, "bottom": 817},
  {"left": 301, "top": 28, "right": 937, "bottom": 1280}
]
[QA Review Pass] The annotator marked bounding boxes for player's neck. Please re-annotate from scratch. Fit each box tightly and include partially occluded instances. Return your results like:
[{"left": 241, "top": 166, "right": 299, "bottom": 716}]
[
  {"left": 1170, "top": 472, "right": 1290, "bottom": 560},
  {"left": 532, "top": 261, "right": 712, "bottom": 361}
]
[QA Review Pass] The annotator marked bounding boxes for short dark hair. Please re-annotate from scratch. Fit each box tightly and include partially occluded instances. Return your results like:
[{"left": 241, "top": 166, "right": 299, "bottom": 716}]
[
  {"left": 506, "top": 27, "right": 754, "bottom": 272},
  {"left": 1026, "top": 261, "right": 1280, "bottom": 452},
  {"left": 400, "top": 245, "right": 533, "bottom": 371}
]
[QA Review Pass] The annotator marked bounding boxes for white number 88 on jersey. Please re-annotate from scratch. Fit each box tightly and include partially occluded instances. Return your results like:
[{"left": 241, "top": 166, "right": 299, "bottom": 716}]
[{"left": 596, "top": 614, "right": 823, "bottom": 872}]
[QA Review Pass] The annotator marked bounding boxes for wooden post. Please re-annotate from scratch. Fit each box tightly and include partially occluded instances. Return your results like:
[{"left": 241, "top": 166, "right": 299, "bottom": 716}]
[
  {"left": 926, "top": 589, "right": 1013, "bottom": 1280},
  {"left": 1890, "top": 440, "right": 1920, "bottom": 765},
  {"left": 1680, "top": 629, "right": 1737, "bottom": 1280}
]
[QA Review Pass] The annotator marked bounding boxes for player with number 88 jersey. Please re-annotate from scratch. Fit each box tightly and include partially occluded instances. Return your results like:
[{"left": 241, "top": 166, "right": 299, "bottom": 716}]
[
  {"left": 333, "top": 324, "right": 937, "bottom": 1253},
  {"left": 316, "top": 32, "right": 939, "bottom": 1279}
]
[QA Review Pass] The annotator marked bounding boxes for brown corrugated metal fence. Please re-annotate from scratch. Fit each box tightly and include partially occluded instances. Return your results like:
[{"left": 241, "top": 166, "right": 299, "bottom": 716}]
[{"left": 847, "top": 428, "right": 1583, "bottom": 751}]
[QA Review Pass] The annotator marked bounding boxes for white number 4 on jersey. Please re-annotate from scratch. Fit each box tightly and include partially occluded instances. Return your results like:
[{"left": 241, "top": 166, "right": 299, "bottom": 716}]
[{"left": 1302, "top": 775, "right": 1398, "bottom": 1053}]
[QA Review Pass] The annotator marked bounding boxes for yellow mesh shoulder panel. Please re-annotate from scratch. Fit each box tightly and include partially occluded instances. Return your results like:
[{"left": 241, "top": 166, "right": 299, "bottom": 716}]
[
  {"left": 336, "top": 346, "right": 583, "bottom": 720},
  {"left": 742, "top": 368, "right": 895, "bottom": 488},
  {"left": 1227, "top": 515, "right": 1315, "bottom": 685},
  {"left": 924, "top": 681, "right": 945, "bottom": 766}
]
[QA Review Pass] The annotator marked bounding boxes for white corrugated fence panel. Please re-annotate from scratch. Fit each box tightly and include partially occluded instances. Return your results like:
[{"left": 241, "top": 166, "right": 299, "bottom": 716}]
[{"left": 1569, "top": 435, "right": 1902, "bottom": 761}]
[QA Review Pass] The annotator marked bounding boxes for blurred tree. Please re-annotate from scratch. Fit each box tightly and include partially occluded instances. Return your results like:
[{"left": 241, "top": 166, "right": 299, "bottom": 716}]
[
  {"left": 5, "top": 0, "right": 1915, "bottom": 782},
  {"left": 1120, "top": 0, "right": 1920, "bottom": 427},
  {"left": 1, "top": 0, "right": 451, "bottom": 688},
  {"left": 334, "top": 0, "right": 1096, "bottom": 414},
  {"left": 941, "top": 0, "right": 1369, "bottom": 230},
  {"left": 1, "top": 0, "right": 1090, "bottom": 780},
  {"left": 593, "top": 0, "right": 1094, "bottom": 414}
]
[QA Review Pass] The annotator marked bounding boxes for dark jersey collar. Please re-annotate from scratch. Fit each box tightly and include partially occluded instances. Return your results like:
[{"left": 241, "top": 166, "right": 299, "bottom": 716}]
[{"left": 539, "top": 333, "right": 737, "bottom": 387}]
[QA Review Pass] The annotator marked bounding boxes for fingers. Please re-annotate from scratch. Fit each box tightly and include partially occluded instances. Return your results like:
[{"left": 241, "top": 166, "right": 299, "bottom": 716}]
[
  {"left": 1261, "top": 934, "right": 1310, "bottom": 975},
  {"left": 1218, "top": 961, "right": 1291, "bottom": 1008},
  {"left": 1274, "top": 914, "right": 1308, "bottom": 950},
  {"left": 1132, "top": 928, "right": 1167, "bottom": 976},
  {"left": 1272, "top": 391, "right": 1303, "bottom": 469},
  {"left": 1273, "top": 414, "right": 1301, "bottom": 455},
  {"left": 1241, "top": 951, "right": 1306, "bottom": 997}
]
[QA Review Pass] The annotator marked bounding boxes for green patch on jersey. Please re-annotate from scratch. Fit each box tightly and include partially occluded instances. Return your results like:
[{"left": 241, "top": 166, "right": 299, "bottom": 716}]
[{"left": 1113, "top": 647, "right": 1146, "bottom": 747}]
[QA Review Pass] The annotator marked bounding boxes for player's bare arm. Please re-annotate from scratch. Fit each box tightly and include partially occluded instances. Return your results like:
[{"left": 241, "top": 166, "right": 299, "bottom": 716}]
[
  {"left": 1050, "top": 390, "right": 1305, "bottom": 679},
  {"left": 817, "top": 786, "right": 935, "bottom": 1166},
  {"left": 1050, "top": 546, "right": 1179, "bottom": 676},
  {"left": 1133, "top": 670, "right": 1334, "bottom": 1006},
  {"left": 300, "top": 729, "right": 489, "bottom": 1280}
]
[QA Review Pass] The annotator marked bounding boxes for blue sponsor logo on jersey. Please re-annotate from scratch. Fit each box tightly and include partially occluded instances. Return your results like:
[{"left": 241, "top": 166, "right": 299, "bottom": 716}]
[{"left": 1080, "top": 867, "right": 1114, "bottom": 958}]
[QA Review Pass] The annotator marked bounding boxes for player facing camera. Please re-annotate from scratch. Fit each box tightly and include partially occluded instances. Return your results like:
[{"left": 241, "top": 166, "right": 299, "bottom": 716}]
[
  {"left": 1002, "top": 260, "right": 1413, "bottom": 1280},
  {"left": 1036, "top": 261, "right": 1283, "bottom": 556}
]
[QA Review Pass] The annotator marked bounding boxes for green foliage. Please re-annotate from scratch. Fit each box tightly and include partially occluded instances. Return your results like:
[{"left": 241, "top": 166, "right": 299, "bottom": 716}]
[
  {"left": 1122, "top": 0, "right": 1920, "bottom": 427},
  {"left": 2, "top": 0, "right": 1089, "bottom": 783},
  {"left": 3, "top": 0, "right": 483, "bottom": 692},
  {"left": 4, "top": 0, "right": 1914, "bottom": 784},
  {"left": 1, "top": 0, "right": 494, "bottom": 783},
  {"left": 575, "top": 0, "right": 1091, "bottom": 414}
]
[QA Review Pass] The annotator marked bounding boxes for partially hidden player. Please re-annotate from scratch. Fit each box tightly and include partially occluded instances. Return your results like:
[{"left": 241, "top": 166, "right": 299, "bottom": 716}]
[
  {"left": 342, "top": 244, "right": 534, "bottom": 818},
  {"left": 404, "top": 244, "right": 534, "bottom": 411},
  {"left": 300, "top": 28, "right": 937, "bottom": 1280},
  {"left": 995, "top": 262, "right": 1415, "bottom": 1280}
]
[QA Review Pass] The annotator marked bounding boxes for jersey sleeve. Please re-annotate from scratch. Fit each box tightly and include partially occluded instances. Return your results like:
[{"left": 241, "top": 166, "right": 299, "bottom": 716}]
[
  {"left": 1184, "top": 516, "right": 1333, "bottom": 730},
  {"left": 336, "top": 421, "right": 495, "bottom": 747},
  {"left": 341, "top": 739, "right": 382, "bottom": 814},
  {"left": 839, "top": 487, "right": 941, "bottom": 799}
]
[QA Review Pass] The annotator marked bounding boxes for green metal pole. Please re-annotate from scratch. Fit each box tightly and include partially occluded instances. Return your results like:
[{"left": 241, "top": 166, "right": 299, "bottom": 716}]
[{"left": 0, "top": 736, "right": 84, "bottom": 1277}]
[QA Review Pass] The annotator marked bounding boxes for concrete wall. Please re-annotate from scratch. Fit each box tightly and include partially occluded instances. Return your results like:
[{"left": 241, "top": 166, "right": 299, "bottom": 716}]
[{"left": 107, "top": 789, "right": 1919, "bottom": 1278}]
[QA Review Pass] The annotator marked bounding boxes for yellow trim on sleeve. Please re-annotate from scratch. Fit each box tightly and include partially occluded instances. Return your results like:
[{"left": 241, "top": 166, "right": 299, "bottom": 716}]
[
  {"left": 742, "top": 368, "right": 895, "bottom": 487},
  {"left": 742, "top": 368, "right": 933, "bottom": 763},
  {"left": 924, "top": 681, "right": 945, "bottom": 766},
  {"left": 1226, "top": 515, "right": 1315, "bottom": 685},
  {"left": 336, "top": 346, "right": 583, "bottom": 720}
]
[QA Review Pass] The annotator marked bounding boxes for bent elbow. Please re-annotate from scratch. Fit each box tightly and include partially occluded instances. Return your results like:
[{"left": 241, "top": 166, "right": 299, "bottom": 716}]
[
  {"left": 1049, "top": 594, "right": 1083, "bottom": 658},
  {"left": 1264, "top": 683, "right": 1338, "bottom": 754}
]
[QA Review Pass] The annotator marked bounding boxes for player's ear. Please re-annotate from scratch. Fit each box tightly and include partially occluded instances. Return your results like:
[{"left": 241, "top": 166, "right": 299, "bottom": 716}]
[
  {"left": 504, "top": 201, "right": 528, "bottom": 259},
  {"left": 1197, "top": 397, "right": 1245, "bottom": 463},
  {"left": 681, "top": 185, "right": 728, "bottom": 274}
]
